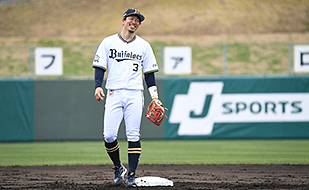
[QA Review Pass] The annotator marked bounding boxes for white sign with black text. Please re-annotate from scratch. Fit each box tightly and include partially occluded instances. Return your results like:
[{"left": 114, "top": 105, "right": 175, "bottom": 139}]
[
  {"left": 294, "top": 45, "right": 309, "bottom": 73},
  {"left": 35, "top": 47, "right": 63, "bottom": 76},
  {"left": 164, "top": 46, "right": 192, "bottom": 75}
]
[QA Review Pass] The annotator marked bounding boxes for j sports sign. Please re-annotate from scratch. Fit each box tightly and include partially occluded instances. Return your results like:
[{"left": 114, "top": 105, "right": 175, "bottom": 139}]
[{"left": 164, "top": 77, "right": 309, "bottom": 139}]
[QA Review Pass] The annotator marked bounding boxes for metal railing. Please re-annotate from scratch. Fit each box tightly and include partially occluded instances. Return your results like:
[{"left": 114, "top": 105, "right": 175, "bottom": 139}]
[{"left": 0, "top": 43, "right": 305, "bottom": 79}]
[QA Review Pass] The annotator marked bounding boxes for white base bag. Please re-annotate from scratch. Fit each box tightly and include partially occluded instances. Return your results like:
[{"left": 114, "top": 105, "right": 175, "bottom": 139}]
[{"left": 135, "top": 176, "right": 174, "bottom": 187}]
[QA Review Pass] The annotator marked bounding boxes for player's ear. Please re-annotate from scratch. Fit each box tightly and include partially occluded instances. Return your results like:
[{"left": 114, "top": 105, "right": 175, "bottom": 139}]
[{"left": 121, "top": 17, "right": 125, "bottom": 26}]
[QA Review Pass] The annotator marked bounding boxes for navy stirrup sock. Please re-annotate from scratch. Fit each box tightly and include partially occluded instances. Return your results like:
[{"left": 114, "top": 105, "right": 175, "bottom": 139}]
[
  {"left": 105, "top": 140, "right": 121, "bottom": 167},
  {"left": 128, "top": 140, "right": 141, "bottom": 175}
]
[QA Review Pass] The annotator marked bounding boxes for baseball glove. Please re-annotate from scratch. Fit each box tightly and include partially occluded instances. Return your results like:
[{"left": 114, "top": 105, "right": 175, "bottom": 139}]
[{"left": 145, "top": 99, "right": 167, "bottom": 126}]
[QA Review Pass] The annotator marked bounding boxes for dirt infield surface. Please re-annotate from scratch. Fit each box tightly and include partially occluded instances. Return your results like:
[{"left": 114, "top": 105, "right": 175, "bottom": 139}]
[{"left": 1, "top": 164, "right": 308, "bottom": 189}]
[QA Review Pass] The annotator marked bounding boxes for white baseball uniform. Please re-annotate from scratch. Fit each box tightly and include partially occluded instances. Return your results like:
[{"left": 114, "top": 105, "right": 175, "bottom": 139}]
[{"left": 93, "top": 33, "right": 158, "bottom": 142}]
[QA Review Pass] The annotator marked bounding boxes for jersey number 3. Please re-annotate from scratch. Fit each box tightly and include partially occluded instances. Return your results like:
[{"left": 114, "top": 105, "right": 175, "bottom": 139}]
[{"left": 133, "top": 63, "right": 138, "bottom": 72}]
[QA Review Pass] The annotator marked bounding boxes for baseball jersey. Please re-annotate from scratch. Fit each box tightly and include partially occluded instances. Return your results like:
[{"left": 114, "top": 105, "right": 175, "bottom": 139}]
[{"left": 93, "top": 33, "right": 159, "bottom": 90}]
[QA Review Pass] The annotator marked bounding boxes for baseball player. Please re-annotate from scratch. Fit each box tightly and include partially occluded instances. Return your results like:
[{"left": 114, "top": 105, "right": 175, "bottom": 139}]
[{"left": 93, "top": 8, "right": 160, "bottom": 187}]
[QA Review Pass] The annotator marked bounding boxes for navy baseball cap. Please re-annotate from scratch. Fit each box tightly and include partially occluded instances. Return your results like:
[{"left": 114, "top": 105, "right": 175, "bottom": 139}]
[{"left": 123, "top": 8, "right": 145, "bottom": 22}]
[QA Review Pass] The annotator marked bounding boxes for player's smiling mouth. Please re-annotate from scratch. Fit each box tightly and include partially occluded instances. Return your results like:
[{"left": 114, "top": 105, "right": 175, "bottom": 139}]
[
  {"left": 128, "top": 23, "right": 137, "bottom": 33},
  {"left": 130, "top": 23, "right": 137, "bottom": 29}
]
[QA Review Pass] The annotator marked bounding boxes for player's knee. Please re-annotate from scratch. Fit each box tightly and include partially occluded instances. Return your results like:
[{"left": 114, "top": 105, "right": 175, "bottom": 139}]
[
  {"left": 103, "top": 130, "right": 118, "bottom": 143},
  {"left": 126, "top": 134, "right": 140, "bottom": 142},
  {"left": 104, "top": 135, "right": 117, "bottom": 143}
]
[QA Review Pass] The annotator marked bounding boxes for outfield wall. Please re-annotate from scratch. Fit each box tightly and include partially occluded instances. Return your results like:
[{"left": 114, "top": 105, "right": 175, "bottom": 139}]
[
  {"left": 0, "top": 80, "right": 163, "bottom": 142},
  {"left": 0, "top": 80, "right": 34, "bottom": 142},
  {"left": 1, "top": 76, "right": 309, "bottom": 142}
]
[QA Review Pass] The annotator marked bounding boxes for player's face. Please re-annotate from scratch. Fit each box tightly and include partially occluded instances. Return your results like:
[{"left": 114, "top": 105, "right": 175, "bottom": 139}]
[{"left": 123, "top": 16, "right": 140, "bottom": 33}]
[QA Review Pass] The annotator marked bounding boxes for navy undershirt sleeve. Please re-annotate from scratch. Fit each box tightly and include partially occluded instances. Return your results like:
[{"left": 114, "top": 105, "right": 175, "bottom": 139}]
[
  {"left": 144, "top": 72, "right": 156, "bottom": 88},
  {"left": 94, "top": 67, "right": 105, "bottom": 89}
]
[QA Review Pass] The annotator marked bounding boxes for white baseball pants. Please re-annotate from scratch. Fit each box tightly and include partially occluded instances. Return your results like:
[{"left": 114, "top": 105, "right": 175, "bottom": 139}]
[{"left": 103, "top": 89, "right": 144, "bottom": 143}]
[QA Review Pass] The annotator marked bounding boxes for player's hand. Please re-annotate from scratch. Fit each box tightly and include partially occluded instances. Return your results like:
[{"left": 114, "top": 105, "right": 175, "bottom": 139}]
[{"left": 94, "top": 87, "right": 105, "bottom": 101}]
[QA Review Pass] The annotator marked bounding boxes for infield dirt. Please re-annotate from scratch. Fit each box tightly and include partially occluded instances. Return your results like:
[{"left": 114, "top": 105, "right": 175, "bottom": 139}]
[{"left": 1, "top": 164, "right": 308, "bottom": 189}]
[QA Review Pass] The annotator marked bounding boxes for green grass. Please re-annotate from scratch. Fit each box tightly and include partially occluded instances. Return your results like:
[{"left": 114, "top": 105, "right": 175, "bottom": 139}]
[{"left": 1, "top": 140, "right": 308, "bottom": 166}]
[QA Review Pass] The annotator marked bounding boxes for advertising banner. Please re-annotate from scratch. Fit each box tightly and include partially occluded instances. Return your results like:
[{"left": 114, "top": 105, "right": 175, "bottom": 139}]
[{"left": 164, "top": 77, "right": 309, "bottom": 139}]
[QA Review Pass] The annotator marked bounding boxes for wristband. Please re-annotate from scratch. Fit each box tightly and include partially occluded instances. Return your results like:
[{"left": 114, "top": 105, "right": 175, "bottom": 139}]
[{"left": 148, "top": 86, "right": 158, "bottom": 99}]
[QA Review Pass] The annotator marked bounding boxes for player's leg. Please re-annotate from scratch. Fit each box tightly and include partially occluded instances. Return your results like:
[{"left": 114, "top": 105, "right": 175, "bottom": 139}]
[
  {"left": 103, "top": 89, "right": 127, "bottom": 184},
  {"left": 126, "top": 140, "right": 141, "bottom": 186},
  {"left": 123, "top": 90, "right": 143, "bottom": 186},
  {"left": 105, "top": 140, "right": 127, "bottom": 184},
  {"left": 104, "top": 89, "right": 123, "bottom": 166},
  {"left": 123, "top": 90, "right": 143, "bottom": 142},
  {"left": 104, "top": 89, "right": 124, "bottom": 143}
]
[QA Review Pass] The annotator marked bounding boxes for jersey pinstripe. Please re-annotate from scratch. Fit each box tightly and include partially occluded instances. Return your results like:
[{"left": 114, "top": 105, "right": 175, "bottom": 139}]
[{"left": 93, "top": 33, "right": 159, "bottom": 90}]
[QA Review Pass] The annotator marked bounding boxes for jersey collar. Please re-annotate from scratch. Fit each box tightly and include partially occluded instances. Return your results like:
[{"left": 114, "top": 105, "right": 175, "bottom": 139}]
[{"left": 118, "top": 33, "right": 136, "bottom": 44}]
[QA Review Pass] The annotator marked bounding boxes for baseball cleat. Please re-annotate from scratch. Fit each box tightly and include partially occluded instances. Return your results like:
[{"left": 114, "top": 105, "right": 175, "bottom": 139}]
[
  {"left": 112, "top": 164, "right": 127, "bottom": 184},
  {"left": 126, "top": 173, "right": 137, "bottom": 187}
]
